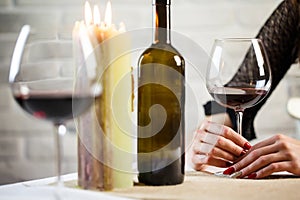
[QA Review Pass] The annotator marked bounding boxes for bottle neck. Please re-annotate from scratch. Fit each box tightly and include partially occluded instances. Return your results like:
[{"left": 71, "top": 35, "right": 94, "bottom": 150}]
[{"left": 153, "top": 3, "right": 171, "bottom": 44}]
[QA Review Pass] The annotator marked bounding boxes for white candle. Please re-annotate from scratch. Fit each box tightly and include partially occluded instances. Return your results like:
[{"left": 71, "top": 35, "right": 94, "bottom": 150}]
[{"left": 73, "top": 0, "right": 133, "bottom": 191}]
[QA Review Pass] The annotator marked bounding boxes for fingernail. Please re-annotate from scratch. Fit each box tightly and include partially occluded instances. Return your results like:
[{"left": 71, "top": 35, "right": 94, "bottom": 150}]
[
  {"left": 229, "top": 171, "right": 242, "bottom": 178},
  {"left": 247, "top": 173, "right": 257, "bottom": 179},
  {"left": 243, "top": 142, "right": 252, "bottom": 150},
  {"left": 223, "top": 167, "right": 235, "bottom": 175},
  {"left": 240, "top": 150, "right": 247, "bottom": 157}
]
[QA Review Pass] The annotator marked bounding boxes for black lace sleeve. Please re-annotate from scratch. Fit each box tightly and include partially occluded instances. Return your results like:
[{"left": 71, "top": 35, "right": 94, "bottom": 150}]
[{"left": 204, "top": 0, "right": 300, "bottom": 140}]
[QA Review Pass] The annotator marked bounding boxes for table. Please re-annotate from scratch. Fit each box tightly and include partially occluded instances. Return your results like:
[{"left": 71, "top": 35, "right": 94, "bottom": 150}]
[{"left": 1, "top": 171, "right": 300, "bottom": 200}]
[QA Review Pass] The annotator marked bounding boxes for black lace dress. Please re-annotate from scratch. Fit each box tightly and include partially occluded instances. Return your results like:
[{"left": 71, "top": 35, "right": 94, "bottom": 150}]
[{"left": 204, "top": 0, "right": 300, "bottom": 140}]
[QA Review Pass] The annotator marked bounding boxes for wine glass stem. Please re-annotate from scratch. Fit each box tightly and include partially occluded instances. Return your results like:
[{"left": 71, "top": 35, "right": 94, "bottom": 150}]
[
  {"left": 236, "top": 111, "right": 244, "bottom": 135},
  {"left": 54, "top": 123, "right": 66, "bottom": 187}
]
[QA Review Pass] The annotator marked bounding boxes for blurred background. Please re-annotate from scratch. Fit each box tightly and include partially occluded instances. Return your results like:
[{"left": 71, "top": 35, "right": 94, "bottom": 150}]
[{"left": 0, "top": 0, "right": 298, "bottom": 185}]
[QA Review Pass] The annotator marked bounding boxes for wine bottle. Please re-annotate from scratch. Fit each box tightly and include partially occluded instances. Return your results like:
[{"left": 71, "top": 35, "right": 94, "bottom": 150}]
[{"left": 137, "top": 0, "right": 185, "bottom": 185}]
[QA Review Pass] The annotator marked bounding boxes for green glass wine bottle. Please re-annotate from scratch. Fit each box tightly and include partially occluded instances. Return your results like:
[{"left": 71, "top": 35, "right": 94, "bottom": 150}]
[{"left": 137, "top": 0, "right": 185, "bottom": 185}]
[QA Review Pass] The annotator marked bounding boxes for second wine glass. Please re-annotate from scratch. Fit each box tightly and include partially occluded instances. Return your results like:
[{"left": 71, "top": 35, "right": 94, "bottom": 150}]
[{"left": 206, "top": 38, "right": 272, "bottom": 135}]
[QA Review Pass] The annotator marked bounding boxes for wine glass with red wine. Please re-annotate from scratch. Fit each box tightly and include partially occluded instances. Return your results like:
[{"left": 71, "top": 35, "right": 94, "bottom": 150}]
[
  {"left": 206, "top": 38, "right": 272, "bottom": 135},
  {"left": 9, "top": 25, "right": 101, "bottom": 187}
]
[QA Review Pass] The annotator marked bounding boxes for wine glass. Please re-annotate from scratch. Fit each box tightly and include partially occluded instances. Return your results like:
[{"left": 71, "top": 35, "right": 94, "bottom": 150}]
[
  {"left": 286, "top": 66, "right": 300, "bottom": 139},
  {"left": 206, "top": 38, "right": 272, "bottom": 135},
  {"left": 9, "top": 25, "right": 101, "bottom": 187}
]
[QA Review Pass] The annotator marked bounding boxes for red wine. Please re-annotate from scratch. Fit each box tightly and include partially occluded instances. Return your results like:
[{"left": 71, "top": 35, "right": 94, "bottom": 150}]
[
  {"left": 15, "top": 93, "right": 96, "bottom": 124},
  {"left": 209, "top": 87, "right": 268, "bottom": 110}
]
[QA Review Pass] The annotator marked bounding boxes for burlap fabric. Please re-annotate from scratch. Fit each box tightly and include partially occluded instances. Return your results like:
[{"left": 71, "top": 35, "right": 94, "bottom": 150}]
[{"left": 111, "top": 171, "right": 300, "bottom": 200}]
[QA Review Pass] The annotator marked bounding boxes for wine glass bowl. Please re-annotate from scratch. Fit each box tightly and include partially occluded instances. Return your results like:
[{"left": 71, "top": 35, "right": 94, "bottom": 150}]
[
  {"left": 287, "top": 70, "right": 300, "bottom": 120},
  {"left": 206, "top": 38, "right": 272, "bottom": 135},
  {"left": 286, "top": 68, "right": 300, "bottom": 139}
]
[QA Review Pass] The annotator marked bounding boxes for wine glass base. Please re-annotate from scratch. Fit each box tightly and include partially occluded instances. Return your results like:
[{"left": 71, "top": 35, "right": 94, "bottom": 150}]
[{"left": 214, "top": 171, "right": 242, "bottom": 179}]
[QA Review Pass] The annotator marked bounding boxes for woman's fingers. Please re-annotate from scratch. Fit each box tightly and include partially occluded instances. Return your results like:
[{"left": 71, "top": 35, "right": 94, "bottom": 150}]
[
  {"left": 195, "top": 126, "right": 248, "bottom": 158},
  {"left": 238, "top": 152, "right": 287, "bottom": 177},
  {"left": 255, "top": 161, "right": 292, "bottom": 178},
  {"left": 248, "top": 134, "right": 282, "bottom": 151},
  {"left": 191, "top": 120, "right": 252, "bottom": 171},
  {"left": 192, "top": 153, "right": 231, "bottom": 169},
  {"left": 233, "top": 142, "right": 278, "bottom": 172},
  {"left": 203, "top": 121, "right": 251, "bottom": 150},
  {"left": 224, "top": 140, "right": 279, "bottom": 176},
  {"left": 223, "top": 134, "right": 300, "bottom": 178},
  {"left": 193, "top": 142, "right": 236, "bottom": 162},
  {"left": 191, "top": 130, "right": 235, "bottom": 168}
]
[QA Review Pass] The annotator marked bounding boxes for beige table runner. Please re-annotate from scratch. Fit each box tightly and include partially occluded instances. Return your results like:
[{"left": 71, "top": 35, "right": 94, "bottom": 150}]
[{"left": 110, "top": 171, "right": 300, "bottom": 200}]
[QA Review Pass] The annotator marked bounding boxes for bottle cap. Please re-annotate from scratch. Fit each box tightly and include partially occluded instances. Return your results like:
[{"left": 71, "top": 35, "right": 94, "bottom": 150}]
[{"left": 153, "top": 0, "right": 171, "bottom": 5}]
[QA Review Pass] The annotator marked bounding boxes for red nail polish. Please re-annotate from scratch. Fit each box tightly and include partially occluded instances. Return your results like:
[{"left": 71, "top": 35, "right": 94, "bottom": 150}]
[
  {"left": 223, "top": 167, "right": 235, "bottom": 175},
  {"left": 243, "top": 142, "right": 252, "bottom": 150},
  {"left": 240, "top": 150, "right": 246, "bottom": 157},
  {"left": 247, "top": 173, "right": 257, "bottom": 179}
]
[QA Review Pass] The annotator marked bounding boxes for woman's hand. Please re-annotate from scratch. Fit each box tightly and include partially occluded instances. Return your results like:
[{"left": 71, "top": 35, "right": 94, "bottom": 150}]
[
  {"left": 189, "top": 120, "right": 251, "bottom": 171},
  {"left": 224, "top": 134, "right": 300, "bottom": 178}
]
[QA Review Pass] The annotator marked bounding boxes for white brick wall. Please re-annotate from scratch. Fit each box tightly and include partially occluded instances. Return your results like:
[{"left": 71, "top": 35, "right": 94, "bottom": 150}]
[{"left": 0, "top": 0, "right": 297, "bottom": 185}]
